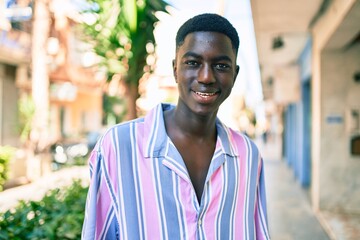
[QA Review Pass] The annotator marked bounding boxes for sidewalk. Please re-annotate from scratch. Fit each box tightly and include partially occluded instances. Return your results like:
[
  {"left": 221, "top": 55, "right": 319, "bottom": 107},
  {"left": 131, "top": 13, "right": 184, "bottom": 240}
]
[
  {"left": 0, "top": 166, "right": 89, "bottom": 212},
  {"left": 257, "top": 138, "right": 330, "bottom": 240},
  {"left": 257, "top": 137, "right": 360, "bottom": 240},
  {"left": 264, "top": 159, "right": 330, "bottom": 239}
]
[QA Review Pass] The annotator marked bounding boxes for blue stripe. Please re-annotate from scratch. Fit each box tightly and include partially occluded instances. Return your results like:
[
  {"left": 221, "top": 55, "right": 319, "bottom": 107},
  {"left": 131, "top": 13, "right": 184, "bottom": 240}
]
[
  {"left": 173, "top": 173, "right": 187, "bottom": 239},
  {"left": 216, "top": 161, "right": 228, "bottom": 239},
  {"left": 219, "top": 155, "right": 236, "bottom": 239},
  {"left": 229, "top": 155, "right": 240, "bottom": 238},
  {"left": 115, "top": 123, "right": 140, "bottom": 239},
  {"left": 101, "top": 207, "right": 115, "bottom": 239},
  {"left": 258, "top": 160, "right": 270, "bottom": 239},
  {"left": 147, "top": 103, "right": 168, "bottom": 157},
  {"left": 112, "top": 128, "right": 126, "bottom": 239},
  {"left": 158, "top": 165, "right": 181, "bottom": 238}
]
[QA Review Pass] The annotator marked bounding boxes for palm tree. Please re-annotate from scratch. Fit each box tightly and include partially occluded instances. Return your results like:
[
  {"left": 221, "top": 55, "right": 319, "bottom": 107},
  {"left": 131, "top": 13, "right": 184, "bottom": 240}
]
[{"left": 82, "top": 0, "right": 170, "bottom": 120}]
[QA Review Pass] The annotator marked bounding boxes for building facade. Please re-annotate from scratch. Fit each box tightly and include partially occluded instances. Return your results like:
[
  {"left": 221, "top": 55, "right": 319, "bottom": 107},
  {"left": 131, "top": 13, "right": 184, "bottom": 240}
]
[
  {"left": 0, "top": 0, "right": 104, "bottom": 185},
  {"left": 251, "top": 0, "right": 360, "bottom": 238}
]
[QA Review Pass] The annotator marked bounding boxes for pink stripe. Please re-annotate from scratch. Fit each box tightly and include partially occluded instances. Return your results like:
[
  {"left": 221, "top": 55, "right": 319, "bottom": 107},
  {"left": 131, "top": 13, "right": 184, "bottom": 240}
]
[
  {"left": 96, "top": 179, "right": 112, "bottom": 239},
  {"left": 203, "top": 168, "right": 223, "bottom": 238},
  {"left": 178, "top": 180, "right": 198, "bottom": 239},
  {"left": 233, "top": 134, "right": 247, "bottom": 239},
  {"left": 112, "top": 129, "right": 126, "bottom": 239},
  {"left": 140, "top": 158, "right": 162, "bottom": 238},
  {"left": 137, "top": 125, "right": 161, "bottom": 239},
  {"left": 88, "top": 149, "right": 98, "bottom": 168},
  {"left": 102, "top": 136, "right": 119, "bottom": 198}
]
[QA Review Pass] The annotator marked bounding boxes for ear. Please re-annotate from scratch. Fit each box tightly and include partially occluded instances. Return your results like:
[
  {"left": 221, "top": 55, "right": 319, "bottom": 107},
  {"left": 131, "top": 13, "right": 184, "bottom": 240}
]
[
  {"left": 172, "top": 59, "right": 178, "bottom": 82},
  {"left": 232, "top": 65, "right": 240, "bottom": 83}
]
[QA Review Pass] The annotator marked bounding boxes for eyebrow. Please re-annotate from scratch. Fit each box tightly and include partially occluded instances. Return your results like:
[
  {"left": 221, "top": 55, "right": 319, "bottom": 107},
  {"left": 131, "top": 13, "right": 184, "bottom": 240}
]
[{"left": 182, "top": 51, "right": 233, "bottom": 63}]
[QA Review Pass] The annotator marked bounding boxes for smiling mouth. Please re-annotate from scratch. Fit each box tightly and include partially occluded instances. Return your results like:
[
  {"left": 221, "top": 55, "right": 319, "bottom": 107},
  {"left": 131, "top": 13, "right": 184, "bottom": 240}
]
[
  {"left": 195, "top": 91, "right": 217, "bottom": 97},
  {"left": 193, "top": 91, "right": 219, "bottom": 102}
]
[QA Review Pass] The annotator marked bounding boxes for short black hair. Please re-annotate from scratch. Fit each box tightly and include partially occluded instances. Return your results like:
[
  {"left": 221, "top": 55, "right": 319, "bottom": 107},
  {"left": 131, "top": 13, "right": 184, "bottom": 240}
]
[{"left": 175, "top": 13, "right": 240, "bottom": 53}]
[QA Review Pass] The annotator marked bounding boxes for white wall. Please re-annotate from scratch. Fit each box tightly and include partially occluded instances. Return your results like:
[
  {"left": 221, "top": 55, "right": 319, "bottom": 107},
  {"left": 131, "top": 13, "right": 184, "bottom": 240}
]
[
  {"left": 319, "top": 44, "right": 360, "bottom": 213},
  {"left": 311, "top": 0, "right": 359, "bottom": 213}
]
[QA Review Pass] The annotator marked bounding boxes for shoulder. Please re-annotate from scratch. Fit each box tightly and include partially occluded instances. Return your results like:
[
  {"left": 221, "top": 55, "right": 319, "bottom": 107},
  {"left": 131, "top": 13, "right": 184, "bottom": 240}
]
[
  {"left": 220, "top": 122, "right": 261, "bottom": 157},
  {"left": 94, "top": 117, "right": 145, "bottom": 151},
  {"left": 222, "top": 122, "right": 256, "bottom": 144}
]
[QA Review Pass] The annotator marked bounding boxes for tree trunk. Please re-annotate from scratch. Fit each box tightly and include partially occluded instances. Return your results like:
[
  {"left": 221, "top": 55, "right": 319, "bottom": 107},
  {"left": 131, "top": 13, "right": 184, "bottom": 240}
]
[
  {"left": 124, "top": 82, "right": 139, "bottom": 120},
  {"left": 29, "top": 0, "right": 51, "bottom": 180},
  {"left": 31, "top": 0, "right": 50, "bottom": 152}
]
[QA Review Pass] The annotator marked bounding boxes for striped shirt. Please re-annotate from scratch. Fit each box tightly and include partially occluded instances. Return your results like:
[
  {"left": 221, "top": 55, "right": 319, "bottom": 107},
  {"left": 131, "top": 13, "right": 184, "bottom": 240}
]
[{"left": 82, "top": 103, "right": 270, "bottom": 240}]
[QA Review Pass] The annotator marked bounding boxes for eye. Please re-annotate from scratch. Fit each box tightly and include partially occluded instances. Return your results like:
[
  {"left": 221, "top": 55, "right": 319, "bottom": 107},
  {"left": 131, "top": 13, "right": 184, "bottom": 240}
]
[
  {"left": 214, "top": 63, "right": 231, "bottom": 71},
  {"left": 184, "top": 60, "right": 199, "bottom": 67}
]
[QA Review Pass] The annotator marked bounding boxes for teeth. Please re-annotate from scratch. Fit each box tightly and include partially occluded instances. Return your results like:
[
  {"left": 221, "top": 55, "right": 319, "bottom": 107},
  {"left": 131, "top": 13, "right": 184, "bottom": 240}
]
[{"left": 196, "top": 92, "right": 216, "bottom": 96}]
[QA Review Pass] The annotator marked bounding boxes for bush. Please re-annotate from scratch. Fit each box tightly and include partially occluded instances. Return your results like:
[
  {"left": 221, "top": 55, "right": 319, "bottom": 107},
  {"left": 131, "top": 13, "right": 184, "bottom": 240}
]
[
  {"left": 0, "top": 146, "right": 16, "bottom": 191},
  {"left": 0, "top": 180, "right": 88, "bottom": 240}
]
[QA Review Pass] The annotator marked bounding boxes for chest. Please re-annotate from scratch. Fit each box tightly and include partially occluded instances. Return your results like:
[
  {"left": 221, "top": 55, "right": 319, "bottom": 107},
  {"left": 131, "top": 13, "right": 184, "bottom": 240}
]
[
  {"left": 113, "top": 153, "right": 258, "bottom": 239},
  {"left": 174, "top": 139, "right": 216, "bottom": 202}
]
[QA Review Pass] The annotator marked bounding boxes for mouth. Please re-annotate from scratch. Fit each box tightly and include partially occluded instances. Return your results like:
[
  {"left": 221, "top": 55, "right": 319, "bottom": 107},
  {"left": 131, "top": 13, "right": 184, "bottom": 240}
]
[
  {"left": 195, "top": 91, "right": 217, "bottom": 97},
  {"left": 192, "top": 90, "right": 219, "bottom": 102}
]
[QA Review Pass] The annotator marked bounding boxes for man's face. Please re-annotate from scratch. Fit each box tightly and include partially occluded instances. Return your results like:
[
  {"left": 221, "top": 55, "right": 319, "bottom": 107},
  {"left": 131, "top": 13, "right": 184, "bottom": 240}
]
[{"left": 173, "top": 31, "right": 239, "bottom": 116}]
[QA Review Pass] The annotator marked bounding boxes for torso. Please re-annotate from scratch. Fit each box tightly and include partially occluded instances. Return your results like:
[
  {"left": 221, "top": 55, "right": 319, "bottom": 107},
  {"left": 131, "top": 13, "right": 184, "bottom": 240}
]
[
  {"left": 164, "top": 109, "right": 217, "bottom": 203},
  {"left": 172, "top": 136, "right": 216, "bottom": 203}
]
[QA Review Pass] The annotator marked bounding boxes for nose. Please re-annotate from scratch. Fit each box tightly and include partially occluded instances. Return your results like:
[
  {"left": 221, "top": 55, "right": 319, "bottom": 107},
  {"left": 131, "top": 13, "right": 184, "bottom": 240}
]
[{"left": 198, "top": 64, "right": 215, "bottom": 84}]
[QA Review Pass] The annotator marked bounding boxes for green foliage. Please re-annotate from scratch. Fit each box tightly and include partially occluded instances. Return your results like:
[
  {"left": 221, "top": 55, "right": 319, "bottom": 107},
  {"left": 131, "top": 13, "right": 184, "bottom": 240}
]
[
  {"left": 80, "top": 0, "right": 170, "bottom": 118},
  {"left": 0, "top": 180, "right": 88, "bottom": 239},
  {"left": 82, "top": 0, "right": 169, "bottom": 81},
  {"left": 102, "top": 93, "right": 126, "bottom": 125},
  {"left": 18, "top": 95, "right": 35, "bottom": 143},
  {"left": 0, "top": 146, "right": 16, "bottom": 192}
]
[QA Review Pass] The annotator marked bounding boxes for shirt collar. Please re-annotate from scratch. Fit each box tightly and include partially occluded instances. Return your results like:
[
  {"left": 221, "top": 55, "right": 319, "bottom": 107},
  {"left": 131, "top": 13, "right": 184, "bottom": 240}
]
[{"left": 143, "top": 103, "right": 239, "bottom": 158}]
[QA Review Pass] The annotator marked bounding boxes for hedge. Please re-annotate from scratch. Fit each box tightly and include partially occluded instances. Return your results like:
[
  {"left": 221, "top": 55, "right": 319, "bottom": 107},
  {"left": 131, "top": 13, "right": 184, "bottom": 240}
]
[
  {"left": 0, "top": 146, "right": 16, "bottom": 192},
  {"left": 0, "top": 180, "right": 88, "bottom": 240}
]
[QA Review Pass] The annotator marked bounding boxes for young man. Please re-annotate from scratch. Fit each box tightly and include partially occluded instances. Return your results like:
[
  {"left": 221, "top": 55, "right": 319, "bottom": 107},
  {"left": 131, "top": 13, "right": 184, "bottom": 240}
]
[{"left": 82, "top": 13, "right": 270, "bottom": 239}]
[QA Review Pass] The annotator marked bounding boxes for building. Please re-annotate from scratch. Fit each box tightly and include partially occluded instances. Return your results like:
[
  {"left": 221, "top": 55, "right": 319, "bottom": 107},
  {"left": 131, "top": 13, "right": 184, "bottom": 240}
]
[
  {"left": 251, "top": 0, "right": 360, "bottom": 238},
  {"left": 0, "top": 0, "right": 104, "bottom": 185}
]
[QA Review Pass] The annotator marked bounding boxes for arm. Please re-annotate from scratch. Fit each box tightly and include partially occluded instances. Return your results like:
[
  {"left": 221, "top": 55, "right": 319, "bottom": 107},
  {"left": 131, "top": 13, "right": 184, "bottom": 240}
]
[
  {"left": 81, "top": 144, "right": 119, "bottom": 240},
  {"left": 255, "top": 157, "right": 271, "bottom": 239}
]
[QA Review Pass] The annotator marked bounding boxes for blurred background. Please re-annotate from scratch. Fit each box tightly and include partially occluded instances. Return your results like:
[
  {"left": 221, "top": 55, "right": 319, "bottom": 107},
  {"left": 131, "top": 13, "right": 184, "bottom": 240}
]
[{"left": 0, "top": 0, "right": 359, "bottom": 239}]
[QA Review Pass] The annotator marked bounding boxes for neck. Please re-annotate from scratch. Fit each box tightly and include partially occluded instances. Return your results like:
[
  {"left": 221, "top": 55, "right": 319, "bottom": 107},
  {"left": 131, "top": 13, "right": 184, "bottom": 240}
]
[{"left": 165, "top": 107, "right": 217, "bottom": 140}]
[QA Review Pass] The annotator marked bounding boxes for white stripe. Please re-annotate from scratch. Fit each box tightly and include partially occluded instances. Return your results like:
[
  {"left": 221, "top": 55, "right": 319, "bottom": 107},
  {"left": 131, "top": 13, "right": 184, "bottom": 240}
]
[
  {"left": 216, "top": 161, "right": 228, "bottom": 240},
  {"left": 229, "top": 156, "right": 240, "bottom": 238},
  {"left": 162, "top": 159, "right": 189, "bottom": 182},
  {"left": 99, "top": 207, "right": 114, "bottom": 238},
  {"left": 172, "top": 172, "right": 185, "bottom": 238},
  {"left": 154, "top": 159, "right": 169, "bottom": 240},
  {"left": 244, "top": 136, "right": 252, "bottom": 240},
  {"left": 130, "top": 123, "right": 145, "bottom": 240},
  {"left": 201, "top": 178, "right": 213, "bottom": 238},
  {"left": 150, "top": 107, "right": 168, "bottom": 239}
]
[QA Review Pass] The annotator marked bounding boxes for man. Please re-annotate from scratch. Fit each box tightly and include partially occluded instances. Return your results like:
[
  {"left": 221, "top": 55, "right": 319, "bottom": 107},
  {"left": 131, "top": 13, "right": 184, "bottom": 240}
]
[{"left": 82, "top": 13, "right": 270, "bottom": 239}]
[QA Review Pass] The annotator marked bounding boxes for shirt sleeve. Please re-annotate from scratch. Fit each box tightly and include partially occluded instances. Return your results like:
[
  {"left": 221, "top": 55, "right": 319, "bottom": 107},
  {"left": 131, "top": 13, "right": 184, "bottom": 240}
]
[
  {"left": 255, "top": 157, "right": 271, "bottom": 239},
  {"left": 81, "top": 146, "right": 119, "bottom": 240}
]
